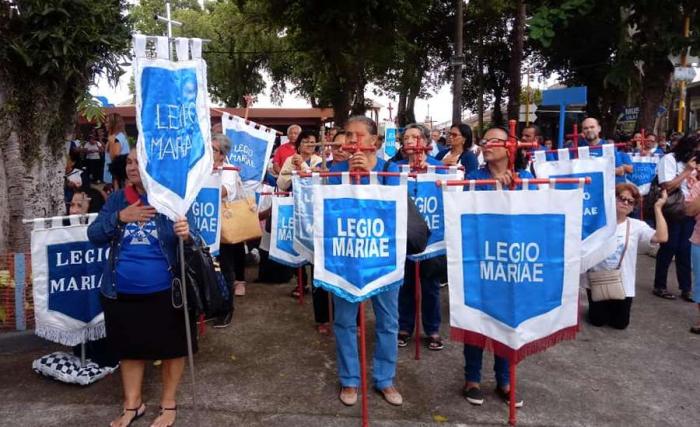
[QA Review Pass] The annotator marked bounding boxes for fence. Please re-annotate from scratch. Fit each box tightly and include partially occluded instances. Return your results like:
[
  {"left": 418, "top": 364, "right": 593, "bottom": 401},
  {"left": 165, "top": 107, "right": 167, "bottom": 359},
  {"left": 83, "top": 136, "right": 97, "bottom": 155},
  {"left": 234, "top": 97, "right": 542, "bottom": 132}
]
[{"left": 0, "top": 253, "right": 34, "bottom": 331}]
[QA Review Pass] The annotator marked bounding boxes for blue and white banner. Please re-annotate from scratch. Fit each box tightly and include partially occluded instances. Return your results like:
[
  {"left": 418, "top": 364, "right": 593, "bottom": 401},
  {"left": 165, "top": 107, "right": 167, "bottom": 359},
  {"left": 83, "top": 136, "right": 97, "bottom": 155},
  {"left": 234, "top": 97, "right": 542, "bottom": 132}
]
[
  {"left": 404, "top": 166, "right": 463, "bottom": 261},
  {"left": 221, "top": 113, "right": 276, "bottom": 184},
  {"left": 383, "top": 126, "right": 399, "bottom": 160},
  {"left": 31, "top": 215, "right": 107, "bottom": 346},
  {"left": 534, "top": 145, "right": 616, "bottom": 271},
  {"left": 444, "top": 185, "right": 583, "bottom": 362},
  {"left": 270, "top": 196, "right": 307, "bottom": 268},
  {"left": 313, "top": 173, "right": 408, "bottom": 302},
  {"left": 627, "top": 154, "right": 661, "bottom": 196},
  {"left": 133, "top": 35, "right": 213, "bottom": 221},
  {"left": 292, "top": 173, "right": 315, "bottom": 263},
  {"left": 190, "top": 173, "right": 222, "bottom": 256}
]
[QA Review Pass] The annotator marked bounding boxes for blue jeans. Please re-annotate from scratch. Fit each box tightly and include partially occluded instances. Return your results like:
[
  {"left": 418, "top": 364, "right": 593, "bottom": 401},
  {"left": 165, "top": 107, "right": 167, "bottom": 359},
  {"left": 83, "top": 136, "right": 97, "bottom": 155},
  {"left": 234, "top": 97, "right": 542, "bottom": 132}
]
[
  {"left": 691, "top": 244, "right": 700, "bottom": 303},
  {"left": 463, "top": 344, "right": 510, "bottom": 387},
  {"left": 398, "top": 260, "right": 441, "bottom": 336},
  {"left": 333, "top": 288, "right": 399, "bottom": 389},
  {"left": 654, "top": 216, "right": 694, "bottom": 292}
]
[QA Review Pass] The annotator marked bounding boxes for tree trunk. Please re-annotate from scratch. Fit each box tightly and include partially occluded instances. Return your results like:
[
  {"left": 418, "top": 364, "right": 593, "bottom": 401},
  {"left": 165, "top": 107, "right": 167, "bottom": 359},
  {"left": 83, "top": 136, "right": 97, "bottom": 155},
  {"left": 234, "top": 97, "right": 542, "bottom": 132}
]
[
  {"left": 507, "top": 0, "right": 526, "bottom": 121},
  {"left": 477, "top": 55, "right": 485, "bottom": 138},
  {"left": 638, "top": 57, "right": 674, "bottom": 133},
  {"left": 397, "top": 91, "right": 408, "bottom": 128}
]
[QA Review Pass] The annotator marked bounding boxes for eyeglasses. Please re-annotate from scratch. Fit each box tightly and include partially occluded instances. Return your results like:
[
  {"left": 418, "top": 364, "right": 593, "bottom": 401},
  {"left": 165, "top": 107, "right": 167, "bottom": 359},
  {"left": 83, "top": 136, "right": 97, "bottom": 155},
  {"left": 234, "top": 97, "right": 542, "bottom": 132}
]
[
  {"left": 617, "top": 196, "right": 636, "bottom": 205},
  {"left": 479, "top": 138, "right": 507, "bottom": 147},
  {"left": 213, "top": 148, "right": 221, "bottom": 154},
  {"left": 449, "top": 132, "right": 461, "bottom": 137}
]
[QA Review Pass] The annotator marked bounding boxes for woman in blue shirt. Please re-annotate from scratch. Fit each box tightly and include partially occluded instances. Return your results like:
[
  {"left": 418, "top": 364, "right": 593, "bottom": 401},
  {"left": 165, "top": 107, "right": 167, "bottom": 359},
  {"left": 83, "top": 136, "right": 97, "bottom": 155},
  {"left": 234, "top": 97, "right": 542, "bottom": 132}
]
[
  {"left": 436, "top": 123, "right": 479, "bottom": 175},
  {"left": 88, "top": 147, "right": 195, "bottom": 427},
  {"left": 463, "top": 126, "right": 528, "bottom": 408}
]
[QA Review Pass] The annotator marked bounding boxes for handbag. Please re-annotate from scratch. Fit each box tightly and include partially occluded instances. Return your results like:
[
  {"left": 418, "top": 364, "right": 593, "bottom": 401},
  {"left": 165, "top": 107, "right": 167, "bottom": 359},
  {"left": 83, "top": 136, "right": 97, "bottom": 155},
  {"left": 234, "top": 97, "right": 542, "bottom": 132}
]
[
  {"left": 644, "top": 174, "right": 685, "bottom": 222},
  {"left": 221, "top": 178, "right": 262, "bottom": 244},
  {"left": 588, "top": 220, "right": 630, "bottom": 302}
]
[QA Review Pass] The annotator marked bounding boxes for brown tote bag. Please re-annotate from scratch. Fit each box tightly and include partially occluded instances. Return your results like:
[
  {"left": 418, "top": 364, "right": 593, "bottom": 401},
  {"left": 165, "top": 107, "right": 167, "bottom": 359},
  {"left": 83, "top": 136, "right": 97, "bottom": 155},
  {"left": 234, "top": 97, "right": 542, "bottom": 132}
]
[{"left": 220, "top": 180, "right": 262, "bottom": 244}]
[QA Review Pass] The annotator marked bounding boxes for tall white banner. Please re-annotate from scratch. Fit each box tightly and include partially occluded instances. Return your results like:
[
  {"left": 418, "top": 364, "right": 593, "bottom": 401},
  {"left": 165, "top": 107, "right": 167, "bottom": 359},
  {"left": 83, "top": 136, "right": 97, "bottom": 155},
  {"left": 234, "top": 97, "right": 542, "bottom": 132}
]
[
  {"left": 444, "top": 185, "right": 583, "bottom": 362},
  {"left": 534, "top": 145, "right": 616, "bottom": 271},
  {"left": 133, "top": 35, "right": 213, "bottom": 221},
  {"left": 31, "top": 215, "right": 106, "bottom": 346},
  {"left": 313, "top": 173, "right": 408, "bottom": 302}
]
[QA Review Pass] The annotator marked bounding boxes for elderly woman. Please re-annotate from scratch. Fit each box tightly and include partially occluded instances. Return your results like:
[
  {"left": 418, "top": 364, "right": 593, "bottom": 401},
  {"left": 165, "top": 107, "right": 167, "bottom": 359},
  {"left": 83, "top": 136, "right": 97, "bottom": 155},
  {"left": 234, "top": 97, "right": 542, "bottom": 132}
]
[
  {"left": 276, "top": 130, "right": 323, "bottom": 191},
  {"left": 88, "top": 147, "right": 196, "bottom": 427},
  {"left": 212, "top": 133, "right": 245, "bottom": 324},
  {"left": 436, "top": 123, "right": 479, "bottom": 175},
  {"left": 583, "top": 184, "right": 668, "bottom": 329}
]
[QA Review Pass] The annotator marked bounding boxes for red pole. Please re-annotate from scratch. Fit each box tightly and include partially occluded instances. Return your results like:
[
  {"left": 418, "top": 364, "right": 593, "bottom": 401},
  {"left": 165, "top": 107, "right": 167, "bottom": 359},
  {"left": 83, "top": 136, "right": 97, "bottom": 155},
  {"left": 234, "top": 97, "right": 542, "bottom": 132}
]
[
  {"left": 359, "top": 302, "right": 369, "bottom": 427},
  {"left": 414, "top": 261, "right": 421, "bottom": 361},
  {"left": 508, "top": 362, "right": 518, "bottom": 426},
  {"left": 297, "top": 266, "right": 303, "bottom": 305},
  {"left": 573, "top": 123, "right": 579, "bottom": 149}
]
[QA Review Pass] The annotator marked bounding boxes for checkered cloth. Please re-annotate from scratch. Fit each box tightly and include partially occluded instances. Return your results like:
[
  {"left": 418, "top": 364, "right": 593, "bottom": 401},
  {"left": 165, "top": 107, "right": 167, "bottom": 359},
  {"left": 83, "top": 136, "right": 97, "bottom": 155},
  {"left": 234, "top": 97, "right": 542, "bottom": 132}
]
[{"left": 32, "top": 351, "right": 118, "bottom": 385}]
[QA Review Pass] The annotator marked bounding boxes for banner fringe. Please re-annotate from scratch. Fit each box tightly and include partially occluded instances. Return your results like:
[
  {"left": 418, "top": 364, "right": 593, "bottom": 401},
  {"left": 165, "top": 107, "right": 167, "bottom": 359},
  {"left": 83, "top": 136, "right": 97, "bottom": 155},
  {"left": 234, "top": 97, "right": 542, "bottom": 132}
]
[
  {"left": 35, "top": 323, "right": 106, "bottom": 347},
  {"left": 450, "top": 324, "right": 579, "bottom": 364}
]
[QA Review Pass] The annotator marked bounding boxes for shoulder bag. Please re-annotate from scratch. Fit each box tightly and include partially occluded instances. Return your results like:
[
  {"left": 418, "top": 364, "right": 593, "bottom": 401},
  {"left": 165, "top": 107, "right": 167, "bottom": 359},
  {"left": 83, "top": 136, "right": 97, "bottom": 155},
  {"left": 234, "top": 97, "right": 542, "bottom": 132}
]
[{"left": 587, "top": 220, "right": 630, "bottom": 302}]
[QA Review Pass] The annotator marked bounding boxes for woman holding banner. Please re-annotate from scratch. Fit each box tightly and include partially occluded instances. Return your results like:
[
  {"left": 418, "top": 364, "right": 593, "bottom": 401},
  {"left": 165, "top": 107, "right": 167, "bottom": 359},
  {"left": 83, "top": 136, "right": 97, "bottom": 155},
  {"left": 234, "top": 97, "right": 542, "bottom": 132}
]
[
  {"left": 394, "top": 123, "right": 447, "bottom": 351},
  {"left": 463, "top": 126, "right": 532, "bottom": 407},
  {"left": 583, "top": 183, "right": 668, "bottom": 329},
  {"left": 276, "top": 130, "right": 323, "bottom": 191},
  {"left": 88, "top": 147, "right": 197, "bottom": 427},
  {"left": 328, "top": 116, "right": 404, "bottom": 407}
]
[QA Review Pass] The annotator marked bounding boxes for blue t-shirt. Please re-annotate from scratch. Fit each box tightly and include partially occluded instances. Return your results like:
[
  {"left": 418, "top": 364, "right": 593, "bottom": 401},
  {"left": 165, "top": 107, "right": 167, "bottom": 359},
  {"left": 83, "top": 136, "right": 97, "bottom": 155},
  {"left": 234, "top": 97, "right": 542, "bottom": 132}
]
[
  {"left": 435, "top": 149, "right": 479, "bottom": 175},
  {"left": 466, "top": 166, "right": 536, "bottom": 191},
  {"left": 115, "top": 196, "right": 172, "bottom": 294},
  {"left": 395, "top": 155, "right": 446, "bottom": 172},
  {"left": 328, "top": 157, "right": 400, "bottom": 185}
]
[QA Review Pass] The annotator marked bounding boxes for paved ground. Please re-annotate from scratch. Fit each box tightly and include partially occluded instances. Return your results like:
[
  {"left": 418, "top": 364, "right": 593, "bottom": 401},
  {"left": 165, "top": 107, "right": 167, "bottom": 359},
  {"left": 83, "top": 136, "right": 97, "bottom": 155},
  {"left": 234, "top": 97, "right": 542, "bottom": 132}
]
[{"left": 0, "top": 254, "right": 698, "bottom": 426}]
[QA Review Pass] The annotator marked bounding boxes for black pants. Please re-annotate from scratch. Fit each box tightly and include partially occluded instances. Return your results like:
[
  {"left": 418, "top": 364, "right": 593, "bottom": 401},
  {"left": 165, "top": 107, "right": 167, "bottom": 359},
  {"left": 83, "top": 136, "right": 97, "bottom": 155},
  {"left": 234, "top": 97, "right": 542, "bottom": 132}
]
[
  {"left": 303, "top": 265, "right": 331, "bottom": 324},
  {"left": 654, "top": 216, "right": 694, "bottom": 292},
  {"left": 586, "top": 289, "right": 633, "bottom": 330},
  {"left": 219, "top": 242, "right": 246, "bottom": 284}
]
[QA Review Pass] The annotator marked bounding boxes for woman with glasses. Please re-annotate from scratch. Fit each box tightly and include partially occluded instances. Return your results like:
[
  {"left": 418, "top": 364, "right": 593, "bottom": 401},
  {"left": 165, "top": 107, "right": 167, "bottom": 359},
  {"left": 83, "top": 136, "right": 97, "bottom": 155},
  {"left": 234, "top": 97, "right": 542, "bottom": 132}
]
[
  {"left": 436, "top": 123, "right": 478, "bottom": 175},
  {"left": 276, "top": 130, "right": 322, "bottom": 191},
  {"left": 582, "top": 184, "right": 668, "bottom": 329}
]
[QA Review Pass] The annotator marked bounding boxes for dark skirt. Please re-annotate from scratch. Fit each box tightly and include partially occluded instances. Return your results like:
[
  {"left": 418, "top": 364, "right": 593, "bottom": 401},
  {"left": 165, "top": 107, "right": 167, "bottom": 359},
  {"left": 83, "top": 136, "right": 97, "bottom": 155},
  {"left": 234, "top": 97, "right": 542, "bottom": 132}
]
[{"left": 101, "top": 289, "right": 198, "bottom": 360}]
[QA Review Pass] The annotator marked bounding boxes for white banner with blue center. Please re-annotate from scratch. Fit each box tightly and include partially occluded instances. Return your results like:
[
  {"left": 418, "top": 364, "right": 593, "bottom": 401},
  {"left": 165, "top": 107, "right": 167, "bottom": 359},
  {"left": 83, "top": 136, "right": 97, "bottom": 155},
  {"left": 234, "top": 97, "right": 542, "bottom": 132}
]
[
  {"left": 312, "top": 173, "right": 408, "bottom": 302},
  {"left": 270, "top": 196, "right": 307, "bottom": 268},
  {"left": 292, "top": 173, "right": 316, "bottom": 263},
  {"left": 404, "top": 166, "right": 463, "bottom": 261},
  {"left": 31, "top": 215, "right": 107, "bottom": 346},
  {"left": 133, "top": 35, "right": 213, "bottom": 221},
  {"left": 444, "top": 185, "right": 583, "bottom": 362},
  {"left": 221, "top": 113, "right": 276, "bottom": 184},
  {"left": 534, "top": 146, "right": 616, "bottom": 272},
  {"left": 627, "top": 154, "right": 661, "bottom": 196},
  {"left": 190, "top": 173, "right": 222, "bottom": 256}
]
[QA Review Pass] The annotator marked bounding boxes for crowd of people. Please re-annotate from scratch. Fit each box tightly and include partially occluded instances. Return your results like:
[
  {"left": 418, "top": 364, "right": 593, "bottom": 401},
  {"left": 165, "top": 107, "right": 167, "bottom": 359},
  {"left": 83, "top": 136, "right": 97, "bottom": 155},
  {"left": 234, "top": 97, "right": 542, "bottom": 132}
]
[{"left": 66, "top": 112, "right": 700, "bottom": 427}]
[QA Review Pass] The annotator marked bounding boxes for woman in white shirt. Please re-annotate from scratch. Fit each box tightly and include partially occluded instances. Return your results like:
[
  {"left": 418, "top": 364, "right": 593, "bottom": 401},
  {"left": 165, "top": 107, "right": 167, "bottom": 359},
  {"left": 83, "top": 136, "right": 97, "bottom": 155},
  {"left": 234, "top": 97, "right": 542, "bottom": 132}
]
[
  {"left": 653, "top": 136, "right": 699, "bottom": 301},
  {"left": 276, "top": 130, "right": 323, "bottom": 191},
  {"left": 583, "top": 184, "right": 668, "bottom": 329}
]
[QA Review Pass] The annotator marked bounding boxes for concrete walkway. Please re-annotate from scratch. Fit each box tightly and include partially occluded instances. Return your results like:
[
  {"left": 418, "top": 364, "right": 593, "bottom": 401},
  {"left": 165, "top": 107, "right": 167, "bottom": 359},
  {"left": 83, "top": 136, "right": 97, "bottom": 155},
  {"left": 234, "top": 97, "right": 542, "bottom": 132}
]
[{"left": 0, "top": 254, "right": 698, "bottom": 426}]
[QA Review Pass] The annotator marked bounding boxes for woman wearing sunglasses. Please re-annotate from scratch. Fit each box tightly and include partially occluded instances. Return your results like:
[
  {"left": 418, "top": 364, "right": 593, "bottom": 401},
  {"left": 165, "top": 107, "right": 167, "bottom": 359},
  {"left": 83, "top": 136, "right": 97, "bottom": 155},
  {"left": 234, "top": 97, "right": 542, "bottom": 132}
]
[{"left": 582, "top": 184, "right": 668, "bottom": 329}]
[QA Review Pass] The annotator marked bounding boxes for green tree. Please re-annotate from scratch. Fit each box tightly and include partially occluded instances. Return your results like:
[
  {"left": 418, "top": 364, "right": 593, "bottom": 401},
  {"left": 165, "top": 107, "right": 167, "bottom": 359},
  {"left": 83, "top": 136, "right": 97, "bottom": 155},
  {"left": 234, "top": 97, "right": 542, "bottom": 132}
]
[
  {"left": 0, "top": 0, "right": 131, "bottom": 252},
  {"left": 529, "top": 0, "right": 700, "bottom": 134}
]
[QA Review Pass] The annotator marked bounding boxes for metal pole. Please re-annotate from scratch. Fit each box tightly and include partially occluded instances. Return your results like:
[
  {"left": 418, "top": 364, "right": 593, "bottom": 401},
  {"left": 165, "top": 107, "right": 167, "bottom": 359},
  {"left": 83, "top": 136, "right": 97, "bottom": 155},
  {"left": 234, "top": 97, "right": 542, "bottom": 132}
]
[
  {"left": 452, "top": 0, "right": 464, "bottom": 124},
  {"left": 359, "top": 302, "right": 369, "bottom": 427},
  {"left": 508, "top": 362, "right": 518, "bottom": 425},
  {"left": 297, "top": 266, "right": 304, "bottom": 305},
  {"left": 179, "top": 237, "right": 199, "bottom": 427},
  {"left": 677, "top": 15, "right": 690, "bottom": 133},
  {"left": 414, "top": 261, "right": 421, "bottom": 360}
]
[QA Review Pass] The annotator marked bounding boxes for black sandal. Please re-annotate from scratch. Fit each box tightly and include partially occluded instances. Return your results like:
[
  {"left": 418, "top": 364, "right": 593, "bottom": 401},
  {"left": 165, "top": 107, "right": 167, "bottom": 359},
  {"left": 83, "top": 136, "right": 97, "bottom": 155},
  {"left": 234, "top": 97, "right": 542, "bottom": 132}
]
[
  {"left": 427, "top": 335, "right": 444, "bottom": 351},
  {"left": 111, "top": 403, "right": 145, "bottom": 427},
  {"left": 156, "top": 405, "right": 177, "bottom": 427},
  {"left": 397, "top": 332, "right": 410, "bottom": 347},
  {"left": 690, "top": 325, "right": 700, "bottom": 335},
  {"left": 652, "top": 289, "right": 676, "bottom": 300}
]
